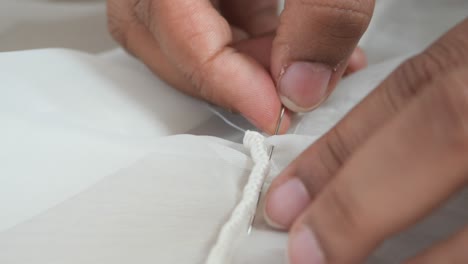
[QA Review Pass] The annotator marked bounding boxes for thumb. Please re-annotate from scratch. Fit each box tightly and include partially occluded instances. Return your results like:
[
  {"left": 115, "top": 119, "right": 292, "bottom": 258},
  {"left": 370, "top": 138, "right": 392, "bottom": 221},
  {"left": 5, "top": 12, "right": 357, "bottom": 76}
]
[{"left": 272, "top": 0, "right": 374, "bottom": 112}]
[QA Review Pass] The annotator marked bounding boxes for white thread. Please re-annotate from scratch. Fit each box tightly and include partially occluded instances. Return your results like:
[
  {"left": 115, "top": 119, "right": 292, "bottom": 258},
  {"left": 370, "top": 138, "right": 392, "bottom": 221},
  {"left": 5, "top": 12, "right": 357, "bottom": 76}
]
[
  {"left": 206, "top": 131, "right": 270, "bottom": 264},
  {"left": 206, "top": 104, "right": 247, "bottom": 133}
]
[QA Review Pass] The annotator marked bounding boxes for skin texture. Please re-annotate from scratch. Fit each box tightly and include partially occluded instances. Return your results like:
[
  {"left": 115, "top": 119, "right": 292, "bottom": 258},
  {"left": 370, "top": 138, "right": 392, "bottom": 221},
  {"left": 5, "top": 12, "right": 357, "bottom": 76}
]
[
  {"left": 106, "top": 1, "right": 468, "bottom": 263},
  {"left": 265, "top": 19, "right": 468, "bottom": 264},
  {"left": 106, "top": 0, "right": 373, "bottom": 134}
]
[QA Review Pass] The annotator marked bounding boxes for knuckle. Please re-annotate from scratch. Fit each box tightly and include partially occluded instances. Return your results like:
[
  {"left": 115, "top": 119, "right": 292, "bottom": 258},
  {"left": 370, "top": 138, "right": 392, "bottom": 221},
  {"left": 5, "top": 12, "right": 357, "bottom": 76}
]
[
  {"left": 319, "top": 185, "right": 363, "bottom": 239},
  {"left": 382, "top": 55, "right": 429, "bottom": 113},
  {"left": 297, "top": 0, "right": 374, "bottom": 38},
  {"left": 310, "top": 186, "right": 375, "bottom": 262},
  {"left": 133, "top": 0, "right": 150, "bottom": 25},
  {"left": 107, "top": 0, "right": 140, "bottom": 49},
  {"left": 320, "top": 127, "right": 353, "bottom": 175},
  {"left": 381, "top": 36, "right": 468, "bottom": 115},
  {"left": 426, "top": 18, "right": 468, "bottom": 70},
  {"left": 184, "top": 65, "right": 210, "bottom": 100},
  {"left": 183, "top": 49, "right": 239, "bottom": 112},
  {"left": 106, "top": 0, "right": 125, "bottom": 44},
  {"left": 385, "top": 18, "right": 468, "bottom": 109},
  {"left": 182, "top": 52, "right": 221, "bottom": 103},
  {"left": 135, "top": 0, "right": 160, "bottom": 34}
]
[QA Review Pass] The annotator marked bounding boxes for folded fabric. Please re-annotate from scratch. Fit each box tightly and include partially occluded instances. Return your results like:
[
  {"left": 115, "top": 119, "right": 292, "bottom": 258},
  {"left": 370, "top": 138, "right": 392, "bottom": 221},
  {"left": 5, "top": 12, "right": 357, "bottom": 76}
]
[
  {"left": 1, "top": 0, "right": 468, "bottom": 263},
  {"left": 1, "top": 50, "right": 467, "bottom": 263}
]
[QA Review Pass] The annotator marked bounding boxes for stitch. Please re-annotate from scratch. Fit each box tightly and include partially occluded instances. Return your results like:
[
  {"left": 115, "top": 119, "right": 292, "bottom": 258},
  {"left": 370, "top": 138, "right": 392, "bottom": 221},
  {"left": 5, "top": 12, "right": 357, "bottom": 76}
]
[
  {"left": 207, "top": 104, "right": 247, "bottom": 133},
  {"left": 206, "top": 131, "right": 270, "bottom": 264}
]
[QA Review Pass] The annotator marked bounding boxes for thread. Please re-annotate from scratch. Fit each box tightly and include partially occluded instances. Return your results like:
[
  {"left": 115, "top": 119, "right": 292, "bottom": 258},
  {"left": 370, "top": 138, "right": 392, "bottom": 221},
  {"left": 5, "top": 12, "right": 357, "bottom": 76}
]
[{"left": 206, "top": 131, "right": 270, "bottom": 263}]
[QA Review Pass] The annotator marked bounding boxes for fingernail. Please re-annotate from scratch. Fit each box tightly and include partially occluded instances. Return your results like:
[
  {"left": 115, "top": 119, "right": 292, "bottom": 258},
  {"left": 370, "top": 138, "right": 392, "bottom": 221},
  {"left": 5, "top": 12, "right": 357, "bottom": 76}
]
[
  {"left": 265, "top": 178, "right": 311, "bottom": 229},
  {"left": 289, "top": 226, "right": 325, "bottom": 264},
  {"left": 279, "top": 62, "right": 332, "bottom": 112}
]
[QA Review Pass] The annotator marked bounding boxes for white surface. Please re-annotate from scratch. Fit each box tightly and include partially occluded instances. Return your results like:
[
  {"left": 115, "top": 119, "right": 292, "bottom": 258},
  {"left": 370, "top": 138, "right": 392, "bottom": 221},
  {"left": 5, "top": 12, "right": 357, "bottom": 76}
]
[
  {"left": 0, "top": 0, "right": 467, "bottom": 263},
  {"left": 0, "top": 48, "right": 213, "bottom": 232},
  {"left": 0, "top": 0, "right": 115, "bottom": 52}
]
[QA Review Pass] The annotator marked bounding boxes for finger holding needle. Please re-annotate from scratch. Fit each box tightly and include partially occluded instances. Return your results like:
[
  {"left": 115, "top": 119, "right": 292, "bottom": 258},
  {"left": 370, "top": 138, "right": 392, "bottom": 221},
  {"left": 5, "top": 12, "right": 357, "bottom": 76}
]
[{"left": 248, "top": 106, "right": 287, "bottom": 235}]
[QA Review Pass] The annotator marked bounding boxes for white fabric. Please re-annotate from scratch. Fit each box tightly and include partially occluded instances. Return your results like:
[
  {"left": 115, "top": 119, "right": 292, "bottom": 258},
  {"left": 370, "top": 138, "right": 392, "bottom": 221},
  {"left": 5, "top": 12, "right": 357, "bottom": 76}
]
[
  {"left": 1, "top": 0, "right": 467, "bottom": 263},
  {"left": 207, "top": 131, "right": 269, "bottom": 264}
]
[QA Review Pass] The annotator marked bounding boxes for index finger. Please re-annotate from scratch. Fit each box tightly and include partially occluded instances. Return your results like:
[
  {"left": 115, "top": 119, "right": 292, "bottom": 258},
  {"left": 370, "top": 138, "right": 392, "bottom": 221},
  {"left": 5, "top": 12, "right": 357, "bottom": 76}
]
[{"left": 127, "top": 0, "right": 289, "bottom": 133}]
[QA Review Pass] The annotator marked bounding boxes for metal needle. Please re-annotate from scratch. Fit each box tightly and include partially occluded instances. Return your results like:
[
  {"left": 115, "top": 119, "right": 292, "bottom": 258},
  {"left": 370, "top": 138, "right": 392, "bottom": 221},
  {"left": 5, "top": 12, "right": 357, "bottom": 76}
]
[{"left": 247, "top": 106, "right": 286, "bottom": 235}]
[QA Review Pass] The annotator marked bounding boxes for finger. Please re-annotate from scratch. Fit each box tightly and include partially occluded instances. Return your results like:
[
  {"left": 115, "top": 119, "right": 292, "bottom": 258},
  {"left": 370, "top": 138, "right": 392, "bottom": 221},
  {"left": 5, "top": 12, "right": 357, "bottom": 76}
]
[
  {"left": 235, "top": 37, "right": 367, "bottom": 74},
  {"left": 288, "top": 68, "right": 468, "bottom": 264},
  {"left": 344, "top": 47, "right": 367, "bottom": 76},
  {"left": 232, "top": 33, "right": 274, "bottom": 69},
  {"left": 264, "top": 19, "right": 468, "bottom": 228},
  {"left": 107, "top": 0, "right": 190, "bottom": 89},
  {"left": 114, "top": 0, "right": 289, "bottom": 133},
  {"left": 272, "top": 0, "right": 375, "bottom": 112},
  {"left": 220, "top": 0, "right": 279, "bottom": 36},
  {"left": 406, "top": 225, "right": 468, "bottom": 264}
]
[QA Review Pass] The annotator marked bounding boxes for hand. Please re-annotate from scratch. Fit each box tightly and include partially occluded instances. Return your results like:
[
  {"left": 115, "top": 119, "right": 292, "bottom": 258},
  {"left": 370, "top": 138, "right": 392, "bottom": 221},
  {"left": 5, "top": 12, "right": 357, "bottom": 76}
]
[
  {"left": 264, "top": 19, "right": 468, "bottom": 263},
  {"left": 107, "top": 0, "right": 372, "bottom": 133}
]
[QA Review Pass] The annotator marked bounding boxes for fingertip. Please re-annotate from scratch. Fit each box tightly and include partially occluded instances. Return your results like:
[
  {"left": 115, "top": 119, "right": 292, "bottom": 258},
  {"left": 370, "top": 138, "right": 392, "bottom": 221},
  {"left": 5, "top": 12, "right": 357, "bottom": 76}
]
[
  {"left": 345, "top": 48, "right": 368, "bottom": 75},
  {"left": 352, "top": 48, "right": 368, "bottom": 68},
  {"left": 289, "top": 225, "right": 325, "bottom": 264},
  {"left": 245, "top": 105, "right": 291, "bottom": 135},
  {"left": 264, "top": 177, "right": 311, "bottom": 229}
]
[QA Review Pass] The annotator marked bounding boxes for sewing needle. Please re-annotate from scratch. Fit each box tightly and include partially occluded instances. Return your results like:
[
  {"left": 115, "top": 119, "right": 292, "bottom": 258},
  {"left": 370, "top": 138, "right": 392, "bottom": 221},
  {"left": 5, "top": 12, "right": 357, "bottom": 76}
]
[{"left": 247, "top": 106, "right": 286, "bottom": 235}]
